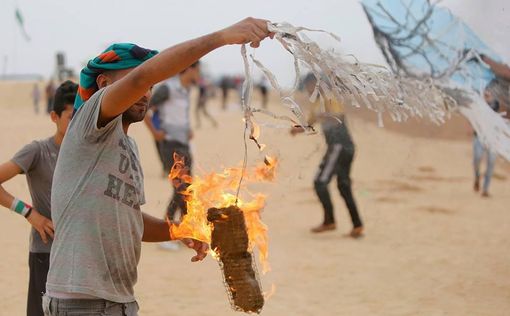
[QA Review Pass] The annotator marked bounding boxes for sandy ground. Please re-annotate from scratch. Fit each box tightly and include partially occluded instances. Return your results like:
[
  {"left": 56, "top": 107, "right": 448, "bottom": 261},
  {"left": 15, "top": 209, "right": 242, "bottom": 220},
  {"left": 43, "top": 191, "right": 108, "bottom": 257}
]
[{"left": 0, "top": 81, "right": 509, "bottom": 316}]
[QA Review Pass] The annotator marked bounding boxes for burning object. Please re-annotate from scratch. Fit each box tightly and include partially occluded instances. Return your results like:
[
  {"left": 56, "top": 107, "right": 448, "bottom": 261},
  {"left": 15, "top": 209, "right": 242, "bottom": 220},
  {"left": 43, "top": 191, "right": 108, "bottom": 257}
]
[
  {"left": 208, "top": 206, "right": 264, "bottom": 313},
  {"left": 168, "top": 154, "right": 277, "bottom": 313}
]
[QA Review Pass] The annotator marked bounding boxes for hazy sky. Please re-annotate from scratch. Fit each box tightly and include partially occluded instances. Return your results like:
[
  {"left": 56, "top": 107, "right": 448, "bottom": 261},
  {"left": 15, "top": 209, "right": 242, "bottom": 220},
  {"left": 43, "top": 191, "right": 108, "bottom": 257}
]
[{"left": 1, "top": 0, "right": 509, "bottom": 86}]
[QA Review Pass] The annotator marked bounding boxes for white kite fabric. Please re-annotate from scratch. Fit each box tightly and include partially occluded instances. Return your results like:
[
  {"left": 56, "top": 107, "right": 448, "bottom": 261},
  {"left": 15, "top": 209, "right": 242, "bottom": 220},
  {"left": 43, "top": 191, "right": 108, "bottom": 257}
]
[
  {"left": 361, "top": 0, "right": 510, "bottom": 161},
  {"left": 243, "top": 22, "right": 454, "bottom": 133},
  {"left": 238, "top": 21, "right": 455, "bottom": 153},
  {"left": 451, "top": 88, "right": 510, "bottom": 160},
  {"left": 238, "top": 19, "right": 510, "bottom": 161}
]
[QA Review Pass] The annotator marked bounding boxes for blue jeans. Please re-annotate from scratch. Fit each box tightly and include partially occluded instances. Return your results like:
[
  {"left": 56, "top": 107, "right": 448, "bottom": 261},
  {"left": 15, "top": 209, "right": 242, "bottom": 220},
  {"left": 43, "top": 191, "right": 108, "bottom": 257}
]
[
  {"left": 42, "top": 295, "right": 138, "bottom": 316},
  {"left": 473, "top": 136, "right": 496, "bottom": 193}
]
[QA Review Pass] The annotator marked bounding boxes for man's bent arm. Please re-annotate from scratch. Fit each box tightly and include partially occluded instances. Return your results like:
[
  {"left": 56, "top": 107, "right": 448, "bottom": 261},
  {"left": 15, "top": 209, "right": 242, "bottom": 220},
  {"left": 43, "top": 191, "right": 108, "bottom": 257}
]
[
  {"left": 100, "top": 18, "right": 271, "bottom": 123},
  {"left": 141, "top": 212, "right": 209, "bottom": 261},
  {"left": 141, "top": 212, "right": 172, "bottom": 242},
  {"left": 0, "top": 162, "right": 23, "bottom": 209},
  {"left": 0, "top": 161, "right": 54, "bottom": 243}
]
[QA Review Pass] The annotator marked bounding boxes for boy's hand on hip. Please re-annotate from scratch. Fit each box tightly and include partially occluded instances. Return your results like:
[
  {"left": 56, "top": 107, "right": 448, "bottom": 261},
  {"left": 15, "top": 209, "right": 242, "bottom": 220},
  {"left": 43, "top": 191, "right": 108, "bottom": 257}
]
[{"left": 26, "top": 209, "right": 54, "bottom": 244}]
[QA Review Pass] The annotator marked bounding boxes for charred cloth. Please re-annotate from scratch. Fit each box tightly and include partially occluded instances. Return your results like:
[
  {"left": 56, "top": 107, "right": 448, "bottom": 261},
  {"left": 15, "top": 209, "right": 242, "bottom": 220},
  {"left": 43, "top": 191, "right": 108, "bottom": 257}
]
[{"left": 207, "top": 206, "right": 264, "bottom": 314}]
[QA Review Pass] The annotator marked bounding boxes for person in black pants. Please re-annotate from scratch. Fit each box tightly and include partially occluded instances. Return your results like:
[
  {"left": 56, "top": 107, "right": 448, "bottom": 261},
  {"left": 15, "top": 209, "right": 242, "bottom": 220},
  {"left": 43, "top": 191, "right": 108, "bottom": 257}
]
[
  {"left": 291, "top": 73, "right": 363, "bottom": 238},
  {"left": 144, "top": 62, "right": 200, "bottom": 227}
]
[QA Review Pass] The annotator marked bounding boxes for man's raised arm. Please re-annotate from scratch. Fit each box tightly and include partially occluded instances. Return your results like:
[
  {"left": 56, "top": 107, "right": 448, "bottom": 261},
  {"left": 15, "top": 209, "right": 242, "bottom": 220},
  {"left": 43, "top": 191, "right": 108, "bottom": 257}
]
[{"left": 100, "top": 17, "right": 272, "bottom": 123}]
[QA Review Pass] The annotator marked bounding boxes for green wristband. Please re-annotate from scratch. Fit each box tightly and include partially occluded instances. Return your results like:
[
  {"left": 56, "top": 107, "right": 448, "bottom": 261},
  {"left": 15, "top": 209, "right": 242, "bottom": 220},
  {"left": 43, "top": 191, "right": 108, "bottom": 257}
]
[{"left": 10, "top": 198, "right": 32, "bottom": 217}]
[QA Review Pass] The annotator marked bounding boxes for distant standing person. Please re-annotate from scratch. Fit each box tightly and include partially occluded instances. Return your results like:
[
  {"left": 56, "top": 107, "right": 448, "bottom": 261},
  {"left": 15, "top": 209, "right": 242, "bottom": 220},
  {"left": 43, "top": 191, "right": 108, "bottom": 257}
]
[
  {"left": 0, "top": 81, "right": 76, "bottom": 316},
  {"left": 32, "top": 83, "right": 41, "bottom": 114},
  {"left": 473, "top": 89, "right": 500, "bottom": 197},
  {"left": 195, "top": 78, "right": 218, "bottom": 128},
  {"left": 45, "top": 79, "right": 56, "bottom": 114},
  {"left": 220, "top": 76, "right": 230, "bottom": 110},
  {"left": 145, "top": 61, "right": 200, "bottom": 226},
  {"left": 258, "top": 76, "right": 269, "bottom": 108},
  {"left": 234, "top": 75, "right": 244, "bottom": 105},
  {"left": 469, "top": 54, "right": 510, "bottom": 196},
  {"left": 291, "top": 73, "right": 363, "bottom": 238}
]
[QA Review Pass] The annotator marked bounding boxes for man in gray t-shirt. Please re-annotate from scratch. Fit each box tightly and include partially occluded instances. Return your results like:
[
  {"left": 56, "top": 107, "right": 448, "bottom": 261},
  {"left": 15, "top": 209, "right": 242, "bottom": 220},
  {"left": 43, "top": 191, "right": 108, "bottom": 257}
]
[
  {"left": 0, "top": 81, "right": 76, "bottom": 316},
  {"left": 43, "top": 19, "right": 271, "bottom": 316},
  {"left": 46, "top": 88, "right": 148, "bottom": 303},
  {"left": 43, "top": 48, "right": 202, "bottom": 316}
]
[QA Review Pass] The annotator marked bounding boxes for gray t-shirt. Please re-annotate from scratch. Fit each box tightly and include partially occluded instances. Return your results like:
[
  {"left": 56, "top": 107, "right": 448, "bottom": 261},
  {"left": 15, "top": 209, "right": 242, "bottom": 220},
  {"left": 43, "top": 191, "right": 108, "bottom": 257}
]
[
  {"left": 11, "top": 137, "right": 59, "bottom": 253},
  {"left": 152, "top": 76, "right": 191, "bottom": 145},
  {"left": 46, "top": 88, "right": 146, "bottom": 303}
]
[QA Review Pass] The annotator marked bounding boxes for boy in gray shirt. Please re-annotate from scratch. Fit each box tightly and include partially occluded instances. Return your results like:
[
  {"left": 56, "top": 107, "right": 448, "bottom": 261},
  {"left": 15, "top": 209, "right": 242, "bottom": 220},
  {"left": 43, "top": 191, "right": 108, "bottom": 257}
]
[{"left": 0, "top": 81, "right": 77, "bottom": 316}]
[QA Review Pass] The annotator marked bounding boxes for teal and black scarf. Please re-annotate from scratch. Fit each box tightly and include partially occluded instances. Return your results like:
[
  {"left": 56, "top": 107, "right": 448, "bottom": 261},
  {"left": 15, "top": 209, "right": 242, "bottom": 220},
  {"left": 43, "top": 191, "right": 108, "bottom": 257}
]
[{"left": 74, "top": 43, "right": 158, "bottom": 110}]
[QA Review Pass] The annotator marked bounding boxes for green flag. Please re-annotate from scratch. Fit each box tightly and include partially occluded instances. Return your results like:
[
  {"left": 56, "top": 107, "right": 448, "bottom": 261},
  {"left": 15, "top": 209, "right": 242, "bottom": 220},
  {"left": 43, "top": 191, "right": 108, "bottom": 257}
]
[{"left": 15, "top": 8, "right": 30, "bottom": 41}]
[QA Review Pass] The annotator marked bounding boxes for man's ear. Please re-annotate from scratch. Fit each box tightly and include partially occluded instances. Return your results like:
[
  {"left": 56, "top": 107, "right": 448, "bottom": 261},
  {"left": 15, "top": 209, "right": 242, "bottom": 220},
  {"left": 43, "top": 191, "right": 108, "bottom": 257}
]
[
  {"left": 96, "top": 73, "right": 110, "bottom": 89},
  {"left": 50, "top": 111, "right": 58, "bottom": 123}
]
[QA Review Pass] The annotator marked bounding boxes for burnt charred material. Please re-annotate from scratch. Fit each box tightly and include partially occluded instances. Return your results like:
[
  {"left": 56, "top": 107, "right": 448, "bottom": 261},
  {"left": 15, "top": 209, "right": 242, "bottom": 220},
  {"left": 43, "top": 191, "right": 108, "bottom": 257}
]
[{"left": 207, "top": 206, "right": 264, "bottom": 313}]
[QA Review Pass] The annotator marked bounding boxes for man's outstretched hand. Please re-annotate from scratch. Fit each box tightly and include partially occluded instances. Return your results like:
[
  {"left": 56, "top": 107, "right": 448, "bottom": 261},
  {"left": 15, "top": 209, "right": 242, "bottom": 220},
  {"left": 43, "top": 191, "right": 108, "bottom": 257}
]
[
  {"left": 181, "top": 238, "right": 209, "bottom": 262},
  {"left": 219, "top": 17, "right": 275, "bottom": 48}
]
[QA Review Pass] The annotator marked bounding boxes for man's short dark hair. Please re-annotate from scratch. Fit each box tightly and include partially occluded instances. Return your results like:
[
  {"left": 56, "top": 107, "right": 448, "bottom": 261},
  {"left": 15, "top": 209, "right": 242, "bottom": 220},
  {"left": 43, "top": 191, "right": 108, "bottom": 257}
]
[{"left": 53, "top": 80, "right": 78, "bottom": 116}]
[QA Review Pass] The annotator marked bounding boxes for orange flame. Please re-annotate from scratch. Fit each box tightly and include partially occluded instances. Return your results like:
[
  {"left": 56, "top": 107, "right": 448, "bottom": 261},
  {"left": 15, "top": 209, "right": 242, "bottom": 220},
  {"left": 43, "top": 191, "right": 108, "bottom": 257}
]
[{"left": 168, "top": 154, "right": 278, "bottom": 273}]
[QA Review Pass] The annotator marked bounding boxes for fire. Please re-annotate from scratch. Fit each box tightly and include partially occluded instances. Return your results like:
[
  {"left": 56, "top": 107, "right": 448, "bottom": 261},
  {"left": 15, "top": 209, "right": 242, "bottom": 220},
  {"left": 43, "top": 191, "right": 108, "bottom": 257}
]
[{"left": 168, "top": 154, "right": 278, "bottom": 273}]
